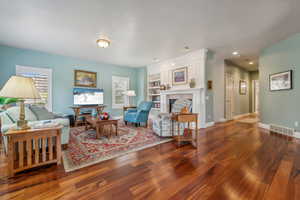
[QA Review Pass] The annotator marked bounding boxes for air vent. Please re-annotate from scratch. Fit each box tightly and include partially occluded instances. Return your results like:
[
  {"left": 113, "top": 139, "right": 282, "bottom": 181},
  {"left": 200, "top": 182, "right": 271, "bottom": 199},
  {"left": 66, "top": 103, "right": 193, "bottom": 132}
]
[{"left": 270, "top": 124, "right": 294, "bottom": 137}]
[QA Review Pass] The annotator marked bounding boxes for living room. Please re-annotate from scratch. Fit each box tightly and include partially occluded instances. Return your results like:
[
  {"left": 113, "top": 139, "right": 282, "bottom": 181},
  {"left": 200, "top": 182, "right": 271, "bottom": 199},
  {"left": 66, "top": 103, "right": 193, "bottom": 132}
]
[{"left": 1, "top": 1, "right": 300, "bottom": 199}]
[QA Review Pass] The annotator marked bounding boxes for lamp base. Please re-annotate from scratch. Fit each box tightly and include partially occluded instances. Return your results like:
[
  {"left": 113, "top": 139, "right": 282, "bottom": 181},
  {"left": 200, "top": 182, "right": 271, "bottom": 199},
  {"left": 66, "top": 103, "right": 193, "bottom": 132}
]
[{"left": 17, "top": 119, "right": 30, "bottom": 130}]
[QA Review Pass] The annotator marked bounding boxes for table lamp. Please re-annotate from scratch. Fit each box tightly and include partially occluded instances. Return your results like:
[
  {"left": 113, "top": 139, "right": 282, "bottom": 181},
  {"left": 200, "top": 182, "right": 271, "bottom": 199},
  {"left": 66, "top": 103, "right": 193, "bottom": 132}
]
[
  {"left": 125, "top": 90, "right": 136, "bottom": 106},
  {"left": 0, "top": 76, "right": 41, "bottom": 130}
]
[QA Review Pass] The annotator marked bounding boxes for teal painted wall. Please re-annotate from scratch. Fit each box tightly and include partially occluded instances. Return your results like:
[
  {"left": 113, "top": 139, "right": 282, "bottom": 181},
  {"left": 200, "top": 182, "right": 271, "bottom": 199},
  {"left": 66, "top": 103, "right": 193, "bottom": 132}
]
[
  {"left": 136, "top": 67, "right": 147, "bottom": 105},
  {"left": 0, "top": 45, "right": 144, "bottom": 116},
  {"left": 259, "top": 33, "right": 300, "bottom": 130}
]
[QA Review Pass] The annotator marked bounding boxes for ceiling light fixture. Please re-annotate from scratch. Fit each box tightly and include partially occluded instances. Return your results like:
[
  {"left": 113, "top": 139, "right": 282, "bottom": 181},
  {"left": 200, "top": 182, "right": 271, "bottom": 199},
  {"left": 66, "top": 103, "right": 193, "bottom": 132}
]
[
  {"left": 153, "top": 58, "right": 159, "bottom": 62},
  {"left": 232, "top": 51, "right": 239, "bottom": 55},
  {"left": 96, "top": 36, "right": 111, "bottom": 48},
  {"left": 249, "top": 62, "right": 254, "bottom": 65}
]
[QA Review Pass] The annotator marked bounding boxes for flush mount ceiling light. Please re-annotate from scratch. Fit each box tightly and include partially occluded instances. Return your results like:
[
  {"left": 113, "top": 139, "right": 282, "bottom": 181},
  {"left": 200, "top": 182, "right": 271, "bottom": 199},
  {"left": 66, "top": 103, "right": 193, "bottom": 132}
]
[
  {"left": 153, "top": 58, "right": 159, "bottom": 62},
  {"left": 249, "top": 61, "right": 254, "bottom": 65},
  {"left": 232, "top": 51, "right": 239, "bottom": 55},
  {"left": 96, "top": 36, "right": 111, "bottom": 48}
]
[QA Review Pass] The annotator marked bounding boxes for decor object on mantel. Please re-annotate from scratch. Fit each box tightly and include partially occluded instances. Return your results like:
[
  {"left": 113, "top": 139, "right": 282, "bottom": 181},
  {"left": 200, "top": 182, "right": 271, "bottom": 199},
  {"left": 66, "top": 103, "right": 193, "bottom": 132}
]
[
  {"left": 269, "top": 70, "right": 293, "bottom": 91},
  {"left": 189, "top": 78, "right": 196, "bottom": 88},
  {"left": 0, "top": 76, "right": 41, "bottom": 130},
  {"left": 172, "top": 67, "right": 188, "bottom": 85},
  {"left": 239, "top": 80, "right": 247, "bottom": 95},
  {"left": 74, "top": 70, "right": 97, "bottom": 88}
]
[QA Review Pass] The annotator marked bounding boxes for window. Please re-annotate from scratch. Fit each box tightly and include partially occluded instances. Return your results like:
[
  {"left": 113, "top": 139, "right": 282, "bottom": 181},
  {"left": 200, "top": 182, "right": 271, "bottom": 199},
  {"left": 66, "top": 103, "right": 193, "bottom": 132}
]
[
  {"left": 16, "top": 65, "right": 53, "bottom": 111},
  {"left": 112, "top": 76, "right": 129, "bottom": 109}
]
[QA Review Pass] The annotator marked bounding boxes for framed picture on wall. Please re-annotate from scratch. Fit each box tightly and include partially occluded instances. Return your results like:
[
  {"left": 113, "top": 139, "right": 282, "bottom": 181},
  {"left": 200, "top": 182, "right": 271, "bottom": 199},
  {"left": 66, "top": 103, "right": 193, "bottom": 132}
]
[
  {"left": 269, "top": 70, "right": 293, "bottom": 91},
  {"left": 74, "top": 70, "right": 97, "bottom": 88},
  {"left": 172, "top": 67, "right": 188, "bottom": 85},
  {"left": 239, "top": 80, "right": 247, "bottom": 95}
]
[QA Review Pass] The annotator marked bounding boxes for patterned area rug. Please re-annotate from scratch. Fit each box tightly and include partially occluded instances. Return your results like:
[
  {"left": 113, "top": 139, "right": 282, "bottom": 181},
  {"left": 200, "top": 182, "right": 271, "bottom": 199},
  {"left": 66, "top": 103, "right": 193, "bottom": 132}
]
[{"left": 62, "top": 123, "right": 172, "bottom": 172}]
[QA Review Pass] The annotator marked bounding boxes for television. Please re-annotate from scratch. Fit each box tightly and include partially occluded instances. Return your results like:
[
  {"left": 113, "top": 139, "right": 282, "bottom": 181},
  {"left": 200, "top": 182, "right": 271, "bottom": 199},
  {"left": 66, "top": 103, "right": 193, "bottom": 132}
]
[{"left": 73, "top": 88, "right": 104, "bottom": 105}]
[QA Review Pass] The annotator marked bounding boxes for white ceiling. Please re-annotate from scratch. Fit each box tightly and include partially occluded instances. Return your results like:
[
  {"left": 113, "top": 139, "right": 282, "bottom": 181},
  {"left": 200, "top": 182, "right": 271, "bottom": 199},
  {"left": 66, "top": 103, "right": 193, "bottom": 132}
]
[{"left": 1, "top": 0, "right": 300, "bottom": 69}]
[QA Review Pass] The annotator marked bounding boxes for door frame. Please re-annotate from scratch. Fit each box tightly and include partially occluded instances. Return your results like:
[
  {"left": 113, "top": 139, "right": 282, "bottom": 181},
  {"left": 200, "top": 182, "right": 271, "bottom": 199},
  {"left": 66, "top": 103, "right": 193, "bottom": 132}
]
[{"left": 225, "top": 72, "right": 234, "bottom": 120}]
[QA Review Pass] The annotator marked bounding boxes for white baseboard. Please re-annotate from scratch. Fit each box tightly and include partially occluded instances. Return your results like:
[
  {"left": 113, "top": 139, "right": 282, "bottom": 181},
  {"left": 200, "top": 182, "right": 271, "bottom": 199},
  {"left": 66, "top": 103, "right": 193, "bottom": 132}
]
[
  {"left": 233, "top": 113, "right": 250, "bottom": 120},
  {"left": 205, "top": 122, "right": 215, "bottom": 128},
  {"left": 258, "top": 122, "right": 300, "bottom": 139},
  {"left": 218, "top": 118, "right": 227, "bottom": 122}
]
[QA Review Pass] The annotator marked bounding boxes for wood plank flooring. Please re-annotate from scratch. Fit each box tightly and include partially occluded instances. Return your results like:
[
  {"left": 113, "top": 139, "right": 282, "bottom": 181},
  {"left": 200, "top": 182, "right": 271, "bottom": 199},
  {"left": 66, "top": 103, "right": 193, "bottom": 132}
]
[{"left": 1, "top": 120, "right": 300, "bottom": 200}]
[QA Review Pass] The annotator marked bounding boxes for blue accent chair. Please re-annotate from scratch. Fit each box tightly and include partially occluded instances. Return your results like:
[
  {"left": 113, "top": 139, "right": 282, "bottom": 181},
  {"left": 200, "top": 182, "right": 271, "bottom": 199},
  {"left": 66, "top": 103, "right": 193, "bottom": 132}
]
[{"left": 124, "top": 101, "right": 153, "bottom": 127}]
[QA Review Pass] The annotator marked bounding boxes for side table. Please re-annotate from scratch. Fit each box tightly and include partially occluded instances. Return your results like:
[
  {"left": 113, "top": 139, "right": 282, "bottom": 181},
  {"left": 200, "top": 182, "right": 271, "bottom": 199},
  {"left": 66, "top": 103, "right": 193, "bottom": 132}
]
[{"left": 171, "top": 113, "right": 198, "bottom": 147}]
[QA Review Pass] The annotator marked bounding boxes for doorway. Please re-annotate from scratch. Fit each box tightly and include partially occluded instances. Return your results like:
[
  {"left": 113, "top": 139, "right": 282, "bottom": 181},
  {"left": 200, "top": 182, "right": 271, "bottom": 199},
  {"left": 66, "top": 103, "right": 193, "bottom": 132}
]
[{"left": 225, "top": 72, "right": 234, "bottom": 120}]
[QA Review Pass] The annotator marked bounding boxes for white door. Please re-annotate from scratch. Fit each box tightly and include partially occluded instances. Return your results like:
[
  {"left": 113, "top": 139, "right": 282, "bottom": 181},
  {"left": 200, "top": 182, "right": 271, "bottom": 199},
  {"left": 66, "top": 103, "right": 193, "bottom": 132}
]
[
  {"left": 252, "top": 80, "right": 259, "bottom": 113},
  {"left": 225, "top": 73, "right": 234, "bottom": 120}
]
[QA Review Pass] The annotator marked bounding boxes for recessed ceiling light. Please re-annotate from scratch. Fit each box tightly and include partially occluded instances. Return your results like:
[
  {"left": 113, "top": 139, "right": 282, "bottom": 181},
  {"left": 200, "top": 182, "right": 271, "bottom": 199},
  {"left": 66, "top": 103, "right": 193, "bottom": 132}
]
[
  {"left": 171, "top": 63, "right": 175, "bottom": 66},
  {"left": 184, "top": 46, "right": 190, "bottom": 51},
  {"left": 232, "top": 51, "right": 239, "bottom": 55},
  {"left": 249, "top": 62, "right": 254, "bottom": 65},
  {"left": 153, "top": 58, "right": 159, "bottom": 62},
  {"left": 96, "top": 35, "right": 111, "bottom": 48}
]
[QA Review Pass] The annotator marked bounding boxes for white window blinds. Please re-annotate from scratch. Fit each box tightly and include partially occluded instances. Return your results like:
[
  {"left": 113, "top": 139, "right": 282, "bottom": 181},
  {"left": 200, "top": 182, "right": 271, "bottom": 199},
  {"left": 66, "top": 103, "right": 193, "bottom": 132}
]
[{"left": 16, "top": 65, "right": 53, "bottom": 111}]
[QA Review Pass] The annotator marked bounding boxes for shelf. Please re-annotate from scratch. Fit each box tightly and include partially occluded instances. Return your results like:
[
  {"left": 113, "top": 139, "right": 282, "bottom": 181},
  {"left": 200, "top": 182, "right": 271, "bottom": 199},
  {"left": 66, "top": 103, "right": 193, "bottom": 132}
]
[
  {"left": 149, "top": 79, "right": 160, "bottom": 82},
  {"left": 148, "top": 86, "right": 160, "bottom": 89},
  {"left": 149, "top": 94, "right": 160, "bottom": 96}
]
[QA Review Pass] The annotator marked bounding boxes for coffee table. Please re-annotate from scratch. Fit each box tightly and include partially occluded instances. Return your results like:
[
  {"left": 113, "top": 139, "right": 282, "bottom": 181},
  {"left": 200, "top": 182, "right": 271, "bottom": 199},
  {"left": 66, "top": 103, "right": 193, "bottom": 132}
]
[{"left": 86, "top": 117, "right": 119, "bottom": 139}]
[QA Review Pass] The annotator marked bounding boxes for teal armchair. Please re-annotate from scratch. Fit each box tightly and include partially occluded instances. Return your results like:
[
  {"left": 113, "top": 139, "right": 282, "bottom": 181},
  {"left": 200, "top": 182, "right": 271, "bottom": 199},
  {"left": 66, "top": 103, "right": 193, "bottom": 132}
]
[{"left": 124, "top": 101, "right": 153, "bottom": 127}]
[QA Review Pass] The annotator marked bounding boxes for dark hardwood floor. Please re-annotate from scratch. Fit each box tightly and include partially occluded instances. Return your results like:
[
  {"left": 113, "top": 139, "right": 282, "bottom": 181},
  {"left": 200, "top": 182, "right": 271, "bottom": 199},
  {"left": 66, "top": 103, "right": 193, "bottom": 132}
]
[{"left": 1, "top": 120, "right": 300, "bottom": 200}]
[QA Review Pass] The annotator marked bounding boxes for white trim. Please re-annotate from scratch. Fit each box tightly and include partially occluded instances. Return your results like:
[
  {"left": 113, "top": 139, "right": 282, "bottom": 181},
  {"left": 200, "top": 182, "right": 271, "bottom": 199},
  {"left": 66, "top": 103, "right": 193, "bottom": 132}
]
[
  {"left": 205, "top": 122, "right": 215, "bottom": 128},
  {"left": 258, "top": 122, "right": 270, "bottom": 130},
  {"left": 233, "top": 113, "right": 250, "bottom": 120},
  {"left": 258, "top": 122, "right": 300, "bottom": 139},
  {"left": 218, "top": 118, "right": 227, "bottom": 122},
  {"left": 16, "top": 65, "right": 53, "bottom": 111}
]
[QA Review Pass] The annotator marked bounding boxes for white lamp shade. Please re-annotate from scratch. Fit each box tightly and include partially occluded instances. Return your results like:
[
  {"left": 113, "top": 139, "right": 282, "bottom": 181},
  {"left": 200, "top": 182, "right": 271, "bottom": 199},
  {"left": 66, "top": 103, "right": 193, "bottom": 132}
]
[
  {"left": 0, "top": 76, "right": 41, "bottom": 99},
  {"left": 126, "top": 90, "right": 136, "bottom": 96}
]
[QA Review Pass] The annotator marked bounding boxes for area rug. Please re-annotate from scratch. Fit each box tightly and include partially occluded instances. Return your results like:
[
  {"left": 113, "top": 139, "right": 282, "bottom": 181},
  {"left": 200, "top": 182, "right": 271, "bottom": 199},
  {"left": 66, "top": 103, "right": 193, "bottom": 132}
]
[{"left": 62, "top": 123, "right": 172, "bottom": 172}]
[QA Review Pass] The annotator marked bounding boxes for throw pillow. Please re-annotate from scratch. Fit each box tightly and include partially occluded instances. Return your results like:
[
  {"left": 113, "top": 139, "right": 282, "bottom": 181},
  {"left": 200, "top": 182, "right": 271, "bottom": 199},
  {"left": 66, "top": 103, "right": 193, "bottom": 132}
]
[{"left": 29, "top": 105, "right": 56, "bottom": 120}]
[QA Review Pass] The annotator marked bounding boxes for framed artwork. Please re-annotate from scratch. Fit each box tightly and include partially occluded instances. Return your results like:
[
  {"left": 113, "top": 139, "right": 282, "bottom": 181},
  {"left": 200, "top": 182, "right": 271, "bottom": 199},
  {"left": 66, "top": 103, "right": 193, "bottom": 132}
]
[
  {"left": 239, "top": 80, "right": 247, "bottom": 95},
  {"left": 269, "top": 70, "right": 293, "bottom": 91},
  {"left": 112, "top": 76, "right": 129, "bottom": 109},
  {"left": 172, "top": 67, "right": 188, "bottom": 85},
  {"left": 74, "top": 70, "right": 97, "bottom": 88},
  {"left": 207, "top": 80, "right": 213, "bottom": 90}
]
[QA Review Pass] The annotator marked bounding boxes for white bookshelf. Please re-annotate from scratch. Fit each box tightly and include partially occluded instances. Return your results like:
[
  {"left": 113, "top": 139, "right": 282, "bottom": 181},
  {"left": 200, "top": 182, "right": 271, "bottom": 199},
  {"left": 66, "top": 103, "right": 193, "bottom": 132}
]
[{"left": 148, "top": 73, "right": 161, "bottom": 110}]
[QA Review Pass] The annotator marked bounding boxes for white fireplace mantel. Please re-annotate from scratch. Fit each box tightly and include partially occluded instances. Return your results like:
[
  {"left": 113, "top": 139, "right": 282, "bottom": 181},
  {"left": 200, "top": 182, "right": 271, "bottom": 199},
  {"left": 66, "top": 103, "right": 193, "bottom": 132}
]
[{"left": 160, "top": 87, "right": 206, "bottom": 128}]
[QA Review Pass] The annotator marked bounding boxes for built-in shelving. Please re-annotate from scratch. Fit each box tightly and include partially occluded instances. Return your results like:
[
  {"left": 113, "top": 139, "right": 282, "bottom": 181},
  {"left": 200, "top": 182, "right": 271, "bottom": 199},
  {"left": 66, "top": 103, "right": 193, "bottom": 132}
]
[{"left": 148, "top": 73, "right": 161, "bottom": 110}]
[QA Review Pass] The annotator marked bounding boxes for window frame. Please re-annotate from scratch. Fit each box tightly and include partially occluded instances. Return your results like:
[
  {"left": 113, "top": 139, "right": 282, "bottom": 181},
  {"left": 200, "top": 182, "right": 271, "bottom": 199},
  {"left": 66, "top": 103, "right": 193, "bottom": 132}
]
[{"left": 16, "top": 65, "right": 53, "bottom": 111}]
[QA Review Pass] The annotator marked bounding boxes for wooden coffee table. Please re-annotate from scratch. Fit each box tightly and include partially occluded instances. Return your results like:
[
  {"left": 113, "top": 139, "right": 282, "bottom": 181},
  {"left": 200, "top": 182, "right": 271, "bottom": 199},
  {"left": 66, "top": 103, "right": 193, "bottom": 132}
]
[{"left": 86, "top": 117, "right": 119, "bottom": 139}]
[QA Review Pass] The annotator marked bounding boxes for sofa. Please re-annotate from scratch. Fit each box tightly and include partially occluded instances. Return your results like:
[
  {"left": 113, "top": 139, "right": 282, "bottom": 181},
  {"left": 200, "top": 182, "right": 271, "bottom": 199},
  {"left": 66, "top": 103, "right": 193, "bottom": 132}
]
[
  {"left": 0, "top": 105, "right": 70, "bottom": 153},
  {"left": 151, "top": 99, "right": 192, "bottom": 137}
]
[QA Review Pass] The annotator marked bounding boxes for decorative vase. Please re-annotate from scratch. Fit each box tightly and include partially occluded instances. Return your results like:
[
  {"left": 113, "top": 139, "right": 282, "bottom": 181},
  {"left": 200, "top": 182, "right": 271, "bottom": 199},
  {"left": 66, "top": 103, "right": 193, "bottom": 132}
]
[{"left": 189, "top": 79, "right": 196, "bottom": 88}]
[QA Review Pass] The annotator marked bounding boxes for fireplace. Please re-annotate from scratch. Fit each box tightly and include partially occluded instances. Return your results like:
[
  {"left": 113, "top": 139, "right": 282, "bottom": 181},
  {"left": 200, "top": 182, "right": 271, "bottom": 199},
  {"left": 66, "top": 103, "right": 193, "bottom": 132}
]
[
  {"left": 160, "top": 88, "right": 205, "bottom": 128},
  {"left": 169, "top": 99, "right": 192, "bottom": 113}
]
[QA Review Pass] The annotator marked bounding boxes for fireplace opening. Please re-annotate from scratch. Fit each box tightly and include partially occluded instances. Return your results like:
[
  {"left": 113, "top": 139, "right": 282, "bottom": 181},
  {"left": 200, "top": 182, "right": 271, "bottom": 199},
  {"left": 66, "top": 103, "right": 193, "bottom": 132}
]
[{"left": 169, "top": 99, "right": 192, "bottom": 113}]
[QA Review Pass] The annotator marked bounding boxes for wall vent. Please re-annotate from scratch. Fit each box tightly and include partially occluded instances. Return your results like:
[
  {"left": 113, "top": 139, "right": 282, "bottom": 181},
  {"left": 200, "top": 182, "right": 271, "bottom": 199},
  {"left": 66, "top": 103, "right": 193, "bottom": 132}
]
[{"left": 270, "top": 124, "right": 294, "bottom": 137}]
